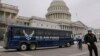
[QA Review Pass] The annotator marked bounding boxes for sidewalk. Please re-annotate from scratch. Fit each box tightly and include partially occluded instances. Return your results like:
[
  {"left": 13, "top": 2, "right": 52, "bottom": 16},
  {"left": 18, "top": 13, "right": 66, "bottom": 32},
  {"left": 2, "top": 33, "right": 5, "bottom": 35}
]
[
  {"left": 0, "top": 41, "right": 3, "bottom": 49},
  {"left": 0, "top": 46, "right": 3, "bottom": 49}
]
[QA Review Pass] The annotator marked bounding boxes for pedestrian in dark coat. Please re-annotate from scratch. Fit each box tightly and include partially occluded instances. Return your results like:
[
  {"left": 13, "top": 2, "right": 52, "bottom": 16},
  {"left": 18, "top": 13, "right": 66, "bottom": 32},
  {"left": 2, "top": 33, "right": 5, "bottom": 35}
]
[{"left": 84, "top": 30, "right": 98, "bottom": 56}]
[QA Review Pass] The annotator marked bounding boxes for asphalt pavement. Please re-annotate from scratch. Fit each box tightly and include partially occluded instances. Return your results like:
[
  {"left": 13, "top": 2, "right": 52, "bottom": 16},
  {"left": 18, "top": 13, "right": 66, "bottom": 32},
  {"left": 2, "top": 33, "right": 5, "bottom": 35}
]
[{"left": 0, "top": 41, "right": 100, "bottom": 56}]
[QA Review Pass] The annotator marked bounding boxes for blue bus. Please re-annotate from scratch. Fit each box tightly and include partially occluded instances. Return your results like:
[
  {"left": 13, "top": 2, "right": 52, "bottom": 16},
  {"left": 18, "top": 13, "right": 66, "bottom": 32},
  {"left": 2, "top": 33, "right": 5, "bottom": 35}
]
[{"left": 3, "top": 25, "right": 74, "bottom": 51}]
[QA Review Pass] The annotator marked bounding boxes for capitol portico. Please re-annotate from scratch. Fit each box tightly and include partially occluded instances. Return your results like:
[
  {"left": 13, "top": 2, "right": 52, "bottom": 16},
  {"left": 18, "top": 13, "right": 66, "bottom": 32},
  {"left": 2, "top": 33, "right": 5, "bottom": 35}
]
[{"left": 0, "top": 0, "right": 88, "bottom": 38}]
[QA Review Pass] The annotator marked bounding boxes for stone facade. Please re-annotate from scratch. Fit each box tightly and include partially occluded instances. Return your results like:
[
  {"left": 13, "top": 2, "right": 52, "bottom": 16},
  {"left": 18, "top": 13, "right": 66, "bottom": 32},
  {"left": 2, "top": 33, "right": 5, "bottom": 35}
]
[
  {"left": 0, "top": 1, "right": 28, "bottom": 26},
  {"left": 0, "top": 1, "right": 18, "bottom": 26},
  {"left": 0, "top": 0, "right": 88, "bottom": 38},
  {"left": 0, "top": 1, "right": 18, "bottom": 39},
  {"left": 94, "top": 29, "right": 100, "bottom": 41},
  {"left": 30, "top": 16, "right": 60, "bottom": 29},
  {"left": 16, "top": 16, "right": 30, "bottom": 26}
]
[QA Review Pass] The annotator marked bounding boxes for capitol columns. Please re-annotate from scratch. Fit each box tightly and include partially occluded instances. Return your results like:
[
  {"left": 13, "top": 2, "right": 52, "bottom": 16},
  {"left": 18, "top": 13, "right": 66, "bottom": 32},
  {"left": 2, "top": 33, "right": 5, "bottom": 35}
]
[
  {"left": 8, "top": 13, "right": 11, "bottom": 19},
  {"left": 3, "top": 12, "right": 6, "bottom": 23}
]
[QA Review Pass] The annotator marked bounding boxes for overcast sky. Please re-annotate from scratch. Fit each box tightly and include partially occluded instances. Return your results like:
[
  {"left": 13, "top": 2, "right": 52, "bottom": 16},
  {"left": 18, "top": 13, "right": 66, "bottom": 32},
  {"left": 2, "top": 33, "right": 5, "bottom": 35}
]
[{"left": 2, "top": 0, "right": 100, "bottom": 29}]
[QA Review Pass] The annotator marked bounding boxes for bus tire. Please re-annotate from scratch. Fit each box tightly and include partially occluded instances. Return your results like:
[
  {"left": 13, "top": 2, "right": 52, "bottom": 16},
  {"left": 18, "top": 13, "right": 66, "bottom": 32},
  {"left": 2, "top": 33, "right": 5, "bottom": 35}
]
[
  {"left": 59, "top": 46, "right": 62, "bottom": 48},
  {"left": 65, "top": 42, "right": 71, "bottom": 47},
  {"left": 67, "top": 42, "right": 71, "bottom": 47},
  {"left": 29, "top": 43, "right": 36, "bottom": 50},
  {"left": 20, "top": 43, "right": 28, "bottom": 51}
]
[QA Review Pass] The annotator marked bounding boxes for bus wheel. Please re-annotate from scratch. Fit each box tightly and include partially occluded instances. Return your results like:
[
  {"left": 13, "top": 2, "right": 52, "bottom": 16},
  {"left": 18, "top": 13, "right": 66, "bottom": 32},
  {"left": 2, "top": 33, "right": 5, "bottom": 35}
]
[
  {"left": 66, "top": 43, "right": 71, "bottom": 47},
  {"left": 20, "top": 43, "right": 28, "bottom": 51},
  {"left": 59, "top": 46, "right": 62, "bottom": 48},
  {"left": 29, "top": 43, "right": 36, "bottom": 50},
  {"left": 65, "top": 43, "right": 71, "bottom": 47}
]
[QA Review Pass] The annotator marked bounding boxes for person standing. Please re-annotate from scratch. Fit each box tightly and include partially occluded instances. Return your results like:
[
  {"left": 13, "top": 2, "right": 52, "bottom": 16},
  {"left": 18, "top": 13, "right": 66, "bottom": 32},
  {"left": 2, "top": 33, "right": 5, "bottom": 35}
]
[
  {"left": 76, "top": 36, "right": 82, "bottom": 50},
  {"left": 84, "top": 30, "right": 98, "bottom": 56}
]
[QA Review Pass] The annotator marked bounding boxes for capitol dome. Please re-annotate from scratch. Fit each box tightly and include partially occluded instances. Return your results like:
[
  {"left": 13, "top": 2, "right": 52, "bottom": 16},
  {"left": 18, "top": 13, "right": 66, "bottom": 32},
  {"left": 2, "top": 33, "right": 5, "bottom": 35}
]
[{"left": 46, "top": 0, "right": 71, "bottom": 22}]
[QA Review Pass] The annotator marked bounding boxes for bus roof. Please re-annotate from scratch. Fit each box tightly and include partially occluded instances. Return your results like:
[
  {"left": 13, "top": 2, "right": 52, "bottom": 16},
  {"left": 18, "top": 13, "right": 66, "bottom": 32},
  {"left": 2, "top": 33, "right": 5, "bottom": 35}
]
[{"left": 8, "top": 25, "right": 72, "bottom": 32}]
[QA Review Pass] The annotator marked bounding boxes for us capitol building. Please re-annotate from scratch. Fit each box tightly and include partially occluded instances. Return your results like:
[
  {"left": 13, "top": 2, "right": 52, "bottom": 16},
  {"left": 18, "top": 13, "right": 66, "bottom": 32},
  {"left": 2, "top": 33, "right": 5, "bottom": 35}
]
[{"left": 0, "top": 0, "right": 88, "bottom": 38}]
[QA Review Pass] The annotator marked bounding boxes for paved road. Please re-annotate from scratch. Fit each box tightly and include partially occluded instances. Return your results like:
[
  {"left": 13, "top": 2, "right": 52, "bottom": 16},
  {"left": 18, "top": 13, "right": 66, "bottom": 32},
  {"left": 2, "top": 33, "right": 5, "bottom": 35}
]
[{"left": 0, "top": 42, "right": 100, "bottom": 56}]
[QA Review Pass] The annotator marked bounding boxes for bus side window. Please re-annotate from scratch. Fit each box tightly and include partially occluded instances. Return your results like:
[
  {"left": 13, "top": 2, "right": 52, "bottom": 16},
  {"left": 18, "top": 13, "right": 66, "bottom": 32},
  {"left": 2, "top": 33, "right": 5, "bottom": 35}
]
[
  {"left": 14, "top": 28, "right": 23, "bottom": 36},
  {"left": 44, "top": 30, "right": 52, "bottom": 36},
  {"left": 35, "top": 29, "right": 44, "bottom": 36},
  {"left": 59, "top": 31, "right": 61, "bottom": 37},
  {"left": 24, "top": 29, "right": 34, "bottom": 35}
]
